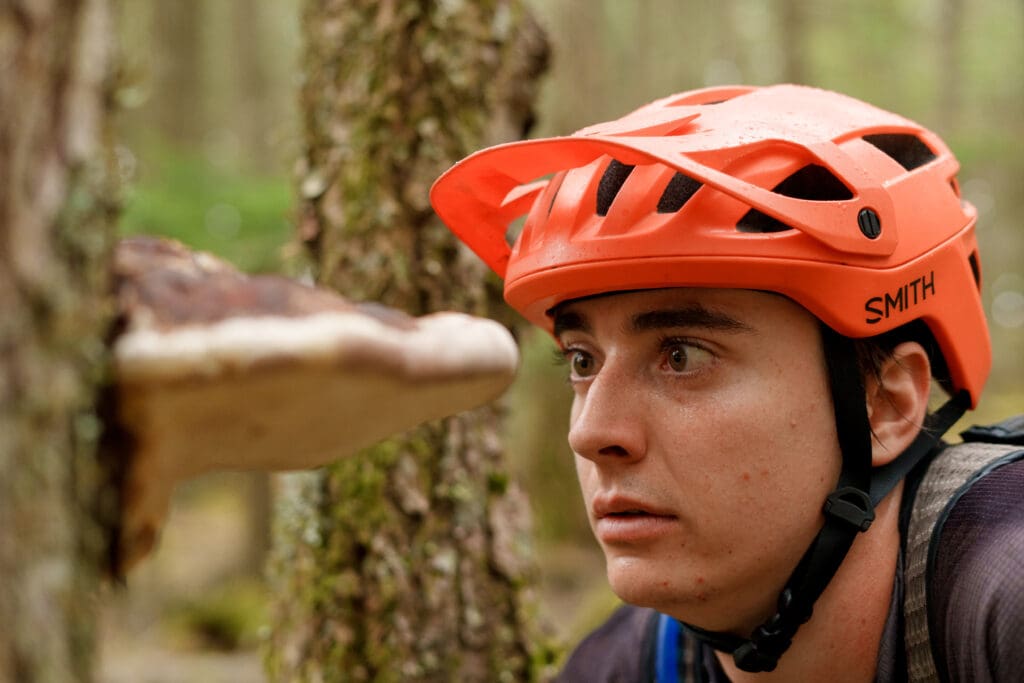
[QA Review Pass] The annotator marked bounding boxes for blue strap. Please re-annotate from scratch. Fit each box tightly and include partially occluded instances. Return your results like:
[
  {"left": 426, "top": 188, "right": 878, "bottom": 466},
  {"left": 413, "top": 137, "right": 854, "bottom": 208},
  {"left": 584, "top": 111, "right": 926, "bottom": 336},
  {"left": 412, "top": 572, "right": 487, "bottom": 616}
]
[{"left": 656, "top": 613, "right": 681, "bottom": 683}]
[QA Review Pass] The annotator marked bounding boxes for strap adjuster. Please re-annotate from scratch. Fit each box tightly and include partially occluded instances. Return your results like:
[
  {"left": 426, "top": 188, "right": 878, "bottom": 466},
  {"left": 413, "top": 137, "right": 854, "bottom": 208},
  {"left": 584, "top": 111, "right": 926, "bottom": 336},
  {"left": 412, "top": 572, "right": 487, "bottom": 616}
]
[
  {"left": 733, "top": 640, "right": 781, "bottom": 673},
  {"left": 824, "top": 486, "right": 875, "bottom": 532}
]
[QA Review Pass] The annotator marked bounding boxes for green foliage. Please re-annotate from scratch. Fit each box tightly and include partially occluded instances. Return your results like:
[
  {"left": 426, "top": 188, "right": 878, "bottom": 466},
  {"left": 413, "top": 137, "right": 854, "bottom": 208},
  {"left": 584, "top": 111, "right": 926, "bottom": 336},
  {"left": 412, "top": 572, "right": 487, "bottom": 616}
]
[
  {"left": 119, "top": 144, "right": 293, "bottom": 273},
  {"left": 166, "top": 578, "right": 269, "bottom": 651}
]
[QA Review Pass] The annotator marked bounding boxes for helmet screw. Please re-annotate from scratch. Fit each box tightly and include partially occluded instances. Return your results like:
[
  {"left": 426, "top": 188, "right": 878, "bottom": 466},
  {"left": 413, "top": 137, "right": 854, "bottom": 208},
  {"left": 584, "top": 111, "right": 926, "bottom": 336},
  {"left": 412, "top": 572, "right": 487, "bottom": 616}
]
[{"left": 858, "top": 208, "right": 881, "bottom": 239}]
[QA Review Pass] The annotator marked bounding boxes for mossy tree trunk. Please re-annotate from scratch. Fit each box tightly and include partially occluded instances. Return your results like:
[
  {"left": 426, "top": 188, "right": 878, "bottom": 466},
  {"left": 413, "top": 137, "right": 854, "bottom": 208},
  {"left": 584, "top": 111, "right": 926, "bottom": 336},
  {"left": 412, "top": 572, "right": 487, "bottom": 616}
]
[
  {"left": 266, "top": 1, "right": 550, "bottom": 681},
  {"left": 0, "top": 1, "right": 119, "bottom": 681}
]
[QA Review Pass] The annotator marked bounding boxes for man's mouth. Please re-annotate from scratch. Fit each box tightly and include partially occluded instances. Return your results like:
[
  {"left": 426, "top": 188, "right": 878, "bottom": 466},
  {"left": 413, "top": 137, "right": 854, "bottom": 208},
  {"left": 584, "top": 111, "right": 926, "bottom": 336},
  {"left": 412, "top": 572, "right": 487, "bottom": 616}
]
[
  {"left": 593, "top": 498, "right": 678, "bottom": 544},
  {"left": 593, "top": 495, "right": 676, "bottom": 520}
]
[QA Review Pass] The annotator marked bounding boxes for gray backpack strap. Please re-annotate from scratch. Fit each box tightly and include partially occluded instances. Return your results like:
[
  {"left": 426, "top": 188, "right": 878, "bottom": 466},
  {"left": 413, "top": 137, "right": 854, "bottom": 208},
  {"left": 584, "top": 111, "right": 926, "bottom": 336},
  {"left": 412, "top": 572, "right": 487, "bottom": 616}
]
[{"left": 903, "top": 441, "right": 1022, "bottom": 683}]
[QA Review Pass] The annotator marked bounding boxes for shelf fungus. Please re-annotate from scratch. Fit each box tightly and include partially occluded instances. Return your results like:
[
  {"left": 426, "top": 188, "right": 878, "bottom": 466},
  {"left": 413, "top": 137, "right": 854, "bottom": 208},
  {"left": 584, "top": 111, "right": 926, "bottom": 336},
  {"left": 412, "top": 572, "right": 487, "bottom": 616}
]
[{"left": 111, "top": 236, "right": 519, "bottom": 571}]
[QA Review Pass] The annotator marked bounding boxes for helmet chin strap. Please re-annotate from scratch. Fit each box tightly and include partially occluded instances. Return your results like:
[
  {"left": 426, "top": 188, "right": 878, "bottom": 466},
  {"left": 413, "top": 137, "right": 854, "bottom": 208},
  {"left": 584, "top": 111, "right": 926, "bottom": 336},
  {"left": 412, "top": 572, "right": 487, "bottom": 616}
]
[{"left": 682, "top": 329, "right": 970, "bottom": 673}]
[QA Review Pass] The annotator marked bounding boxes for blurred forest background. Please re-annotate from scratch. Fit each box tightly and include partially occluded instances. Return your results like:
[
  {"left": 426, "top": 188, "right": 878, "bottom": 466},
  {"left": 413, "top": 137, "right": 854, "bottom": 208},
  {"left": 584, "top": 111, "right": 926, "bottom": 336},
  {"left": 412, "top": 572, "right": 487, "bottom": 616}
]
[{"left": 101, "top": 1, "right": 1024, "bottom": 680}]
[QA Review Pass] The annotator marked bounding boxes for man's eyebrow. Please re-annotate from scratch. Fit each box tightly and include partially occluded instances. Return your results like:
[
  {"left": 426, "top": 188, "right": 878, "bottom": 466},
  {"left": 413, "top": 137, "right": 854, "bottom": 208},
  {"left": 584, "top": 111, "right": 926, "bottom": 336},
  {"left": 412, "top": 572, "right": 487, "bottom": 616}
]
[
  {"left": 631, "top": 306, "right": 754, "bottom": 334},
  {"left": 552, "top": 305, "right": 753, "bottom": 337},
  {"left": 552, "top": 310, "right": 590, "bottom": 338}
]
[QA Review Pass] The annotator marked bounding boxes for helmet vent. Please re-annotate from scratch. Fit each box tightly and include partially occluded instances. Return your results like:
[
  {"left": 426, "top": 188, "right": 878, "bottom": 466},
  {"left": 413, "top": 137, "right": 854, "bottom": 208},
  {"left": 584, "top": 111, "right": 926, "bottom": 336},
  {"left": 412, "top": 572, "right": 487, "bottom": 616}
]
[
  {"left": 862, "top": 133, "right": 937, "bottom": 171},
  {"left": 968, "top": 250, "right": 981, "bottom": 288},
  {"left": 736, "top": 164, "right": 852, "bottom": 233},
  {"left": 949, "top": 176, "right": 961, "bottom": 197},
  {"left": 664, "top": 87, "right": 752, "bottom": 107},
  {"left": 736, "top": 209, "right": 791, "bottom": 233},
  {"left": 596, "top": 159, "right": 635, "bottom": 216},
  {"left": 545, "top": 172, "right": 566, "bottom": 216},
  {"left": 771, "top": 164, "right": 853, "bottom": 201},
  {"left": 657, "top": 172, "right": 703, "bottom": 213}
]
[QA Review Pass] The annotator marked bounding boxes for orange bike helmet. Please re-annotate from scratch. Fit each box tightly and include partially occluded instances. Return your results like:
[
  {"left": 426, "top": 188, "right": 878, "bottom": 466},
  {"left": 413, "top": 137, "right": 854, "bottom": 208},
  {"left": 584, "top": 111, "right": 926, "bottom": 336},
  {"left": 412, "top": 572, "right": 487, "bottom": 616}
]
[
  {"left": 432, "top": 84, "right": 991, "bottom": 672},
  {"left": 431, "top": 84, "right": 990, "bottom": 406}
]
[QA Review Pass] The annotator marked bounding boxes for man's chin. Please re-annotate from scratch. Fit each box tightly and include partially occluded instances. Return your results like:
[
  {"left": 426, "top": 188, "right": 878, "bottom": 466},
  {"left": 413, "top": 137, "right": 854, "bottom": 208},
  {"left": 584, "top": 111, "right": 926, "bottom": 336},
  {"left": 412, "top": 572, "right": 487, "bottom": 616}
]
[
  {"left": 605, "top": 557, "right": 679, "bottom": 608},
  {"left": 604, "top": 556, "right": 722, "bottom": 624}
]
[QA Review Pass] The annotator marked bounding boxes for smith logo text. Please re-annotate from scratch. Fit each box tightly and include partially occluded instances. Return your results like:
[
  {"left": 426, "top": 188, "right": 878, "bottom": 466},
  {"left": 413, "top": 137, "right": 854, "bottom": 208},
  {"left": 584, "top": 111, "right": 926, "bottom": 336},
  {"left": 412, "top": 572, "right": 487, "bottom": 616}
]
[{"left": 864, "top": 271, "right": 935, "bottom": 324}]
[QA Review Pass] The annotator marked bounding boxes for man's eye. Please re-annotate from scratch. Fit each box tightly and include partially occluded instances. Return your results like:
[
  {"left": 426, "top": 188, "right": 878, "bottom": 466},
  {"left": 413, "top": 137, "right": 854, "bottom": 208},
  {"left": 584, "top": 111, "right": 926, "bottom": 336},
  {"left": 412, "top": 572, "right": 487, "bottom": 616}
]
[
  {"left": 570, "top": 350, "right": 596, "bottom": 377},
  {"left": 663, "top": 342, "right": 712, "bottom": 373},
  {"left": 667, "top": 345, "right": 688, "bottom": 372}
]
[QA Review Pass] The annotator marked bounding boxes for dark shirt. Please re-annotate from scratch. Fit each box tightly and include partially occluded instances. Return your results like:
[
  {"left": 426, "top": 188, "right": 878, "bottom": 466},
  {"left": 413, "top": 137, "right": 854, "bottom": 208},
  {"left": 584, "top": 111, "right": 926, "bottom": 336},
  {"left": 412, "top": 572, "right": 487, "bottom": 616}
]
[{"left": 558, "top": 458, "right": 1024, "bottom": 682}]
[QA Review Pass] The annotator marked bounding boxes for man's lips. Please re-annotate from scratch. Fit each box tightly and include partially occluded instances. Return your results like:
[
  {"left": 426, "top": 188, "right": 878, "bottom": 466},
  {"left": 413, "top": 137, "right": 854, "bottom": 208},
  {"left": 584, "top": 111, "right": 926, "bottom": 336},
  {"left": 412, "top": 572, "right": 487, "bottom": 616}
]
[
  {"left": 592, "top": 494, "right": 678, "bottom": 544},
  {"left": 592, "top": 494, "right": 676, "bottom": 519}
]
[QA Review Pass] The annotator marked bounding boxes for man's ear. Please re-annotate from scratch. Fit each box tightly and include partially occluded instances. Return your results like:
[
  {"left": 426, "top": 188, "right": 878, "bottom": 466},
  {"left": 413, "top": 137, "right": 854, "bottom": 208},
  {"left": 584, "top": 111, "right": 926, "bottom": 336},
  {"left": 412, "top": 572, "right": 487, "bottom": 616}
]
[{"left": 866, "top": 341, "right": 932, "bottom": 467}]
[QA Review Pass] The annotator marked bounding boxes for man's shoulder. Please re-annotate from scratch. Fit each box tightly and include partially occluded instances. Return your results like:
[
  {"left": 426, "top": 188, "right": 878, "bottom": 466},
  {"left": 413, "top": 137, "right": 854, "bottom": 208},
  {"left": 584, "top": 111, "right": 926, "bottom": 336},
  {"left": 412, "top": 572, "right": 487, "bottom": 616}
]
[{"left": 557, "top": 604, "right": 660, "bottom": 683}]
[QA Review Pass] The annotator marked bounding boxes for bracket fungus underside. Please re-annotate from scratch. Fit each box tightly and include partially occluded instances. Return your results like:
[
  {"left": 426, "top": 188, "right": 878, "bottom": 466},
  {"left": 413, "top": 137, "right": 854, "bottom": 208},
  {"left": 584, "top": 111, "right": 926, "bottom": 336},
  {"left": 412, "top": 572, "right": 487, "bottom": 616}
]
[{"left": 110, "top": 236, "right": 519, "bottom": 571}]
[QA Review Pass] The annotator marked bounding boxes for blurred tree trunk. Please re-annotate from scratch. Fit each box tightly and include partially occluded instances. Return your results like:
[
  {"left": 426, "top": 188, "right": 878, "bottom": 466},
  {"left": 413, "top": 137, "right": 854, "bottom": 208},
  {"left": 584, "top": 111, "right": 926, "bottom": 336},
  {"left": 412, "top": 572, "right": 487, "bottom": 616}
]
[
  {"left": 712, "top": 0, "right": 746, "bottom": 81},
  {"left": 226, "top": 2, "right": 279, "bottom": 569},
  {"left": 148, "top": 0, "right": 205, "bottom": 146},
  {"left": 549, "top": 0, "right": 607, "bottom": 131},
  {"left": 265, "top": 1, "right": 551, "bottom": 681},
  {"left": 232, "top": 1, "right": 279, "bottom": 172},
  {"left": 0, "top": 1, "right": 119, "bottom": 681},
  {"left": 777, "top": 0, "right": 810, "bottom": 84},
  {"left": 937, "top": 0, "right": 965, "bottom": 131}
]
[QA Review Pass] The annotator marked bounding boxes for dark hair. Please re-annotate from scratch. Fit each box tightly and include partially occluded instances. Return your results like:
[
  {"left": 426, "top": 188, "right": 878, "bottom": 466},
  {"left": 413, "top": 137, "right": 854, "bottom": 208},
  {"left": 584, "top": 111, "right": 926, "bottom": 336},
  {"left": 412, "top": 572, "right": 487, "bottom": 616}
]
[{"left": 851, "top": 319, "right": 953, "bottom": 396}]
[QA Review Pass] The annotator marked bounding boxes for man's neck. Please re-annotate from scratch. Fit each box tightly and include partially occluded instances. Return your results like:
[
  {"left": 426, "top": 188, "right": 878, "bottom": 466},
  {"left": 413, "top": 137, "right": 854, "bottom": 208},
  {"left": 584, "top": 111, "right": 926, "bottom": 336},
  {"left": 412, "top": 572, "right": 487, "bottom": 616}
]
[{"left": 716, "top": 482, "right": 905, "bottom": 683}]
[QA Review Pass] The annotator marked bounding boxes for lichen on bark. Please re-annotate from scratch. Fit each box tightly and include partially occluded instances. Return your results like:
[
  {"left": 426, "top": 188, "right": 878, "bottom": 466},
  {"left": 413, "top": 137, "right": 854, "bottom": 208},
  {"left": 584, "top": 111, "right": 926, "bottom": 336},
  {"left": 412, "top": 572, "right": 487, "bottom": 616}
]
[
  {"left": 0, "top": 0, "right": 120, "bottom": 680},
  {"left": 267, "top": 1, "right": 553, "bottom": 681}
]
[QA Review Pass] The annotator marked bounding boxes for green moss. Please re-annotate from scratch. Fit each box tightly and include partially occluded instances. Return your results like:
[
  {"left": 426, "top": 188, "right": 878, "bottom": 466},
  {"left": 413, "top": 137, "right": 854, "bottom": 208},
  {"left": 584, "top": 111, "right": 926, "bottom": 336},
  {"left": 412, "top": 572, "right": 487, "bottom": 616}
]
[
  {"left": 488, "top": 471, "right": 510, "bottom": 495},
  {"left": 167, "top": 579, "right": 269, "bottom": 651}
]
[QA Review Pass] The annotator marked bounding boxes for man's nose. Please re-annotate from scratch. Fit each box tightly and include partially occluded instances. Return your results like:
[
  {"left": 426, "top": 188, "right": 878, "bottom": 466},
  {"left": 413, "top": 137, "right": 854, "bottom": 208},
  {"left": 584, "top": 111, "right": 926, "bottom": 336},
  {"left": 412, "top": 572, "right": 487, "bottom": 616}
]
[{"left": 567, "top": 366, "right": 647, "bottom": 463}]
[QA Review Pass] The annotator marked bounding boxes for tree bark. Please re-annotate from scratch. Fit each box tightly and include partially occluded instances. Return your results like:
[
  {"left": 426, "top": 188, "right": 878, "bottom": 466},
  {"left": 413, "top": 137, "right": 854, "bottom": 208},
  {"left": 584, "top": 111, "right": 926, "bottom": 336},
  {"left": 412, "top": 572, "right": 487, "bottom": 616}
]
[
  {"left": 266, "top": 1, "right": 552, "bottom": 681},
  {"left": 0, "top": 1, "right": 119, "bottom": 681}
]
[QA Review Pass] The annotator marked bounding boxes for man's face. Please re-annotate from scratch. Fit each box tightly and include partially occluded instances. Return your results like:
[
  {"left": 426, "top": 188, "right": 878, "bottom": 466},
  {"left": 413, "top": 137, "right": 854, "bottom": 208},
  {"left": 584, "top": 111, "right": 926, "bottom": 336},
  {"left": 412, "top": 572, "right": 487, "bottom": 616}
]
[{"left": 554, "top": 288, "right": 842, "bottom": 633}]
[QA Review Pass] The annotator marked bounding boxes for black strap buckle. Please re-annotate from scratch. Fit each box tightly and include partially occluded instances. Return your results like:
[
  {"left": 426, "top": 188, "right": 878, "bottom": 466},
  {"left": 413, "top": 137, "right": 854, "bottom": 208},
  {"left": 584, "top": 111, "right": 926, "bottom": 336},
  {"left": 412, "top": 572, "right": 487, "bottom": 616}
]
[
  {"left": 733, "top": 640, "right": 781, "bottom": 673},
  {"left": 730, "top": 589, "right": 812, "bottom": 673},
  {"left": 824, "top": 486, "right": 875, "bottom": 532}
]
